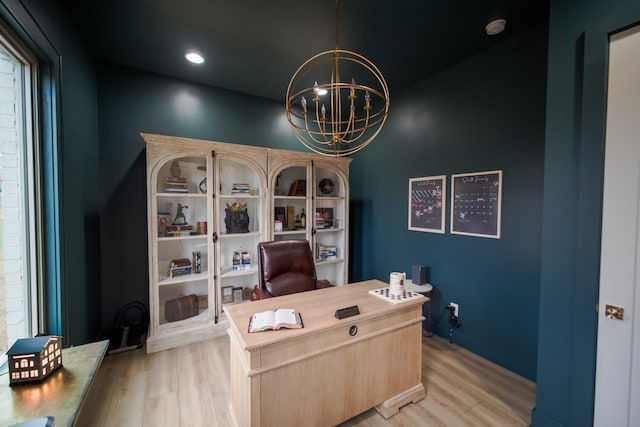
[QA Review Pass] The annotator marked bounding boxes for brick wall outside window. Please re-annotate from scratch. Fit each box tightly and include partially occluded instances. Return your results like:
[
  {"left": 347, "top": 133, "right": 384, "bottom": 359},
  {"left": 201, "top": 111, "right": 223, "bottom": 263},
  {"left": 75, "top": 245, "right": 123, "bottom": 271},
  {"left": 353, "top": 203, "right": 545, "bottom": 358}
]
[{"left": 0, "top": 51, "right": 26, "bottom": 354}]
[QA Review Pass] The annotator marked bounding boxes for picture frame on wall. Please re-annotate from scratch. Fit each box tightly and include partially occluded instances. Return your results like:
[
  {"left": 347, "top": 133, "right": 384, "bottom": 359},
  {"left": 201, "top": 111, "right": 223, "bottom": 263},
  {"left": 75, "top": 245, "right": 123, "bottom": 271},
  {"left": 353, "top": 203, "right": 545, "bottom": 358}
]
[
  {"left": 450, "top": 170, "right": 502, "bottom": 239},
  {"left": 408, "top": 175, "right": 446, "bottom": 233}
]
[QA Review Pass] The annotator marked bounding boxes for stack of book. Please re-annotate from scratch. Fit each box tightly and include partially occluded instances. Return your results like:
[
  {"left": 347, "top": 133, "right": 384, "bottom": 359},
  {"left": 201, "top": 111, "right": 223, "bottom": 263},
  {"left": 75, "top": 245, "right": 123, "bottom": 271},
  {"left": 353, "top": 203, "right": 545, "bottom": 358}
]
[
  {"left": 318, "top": 245, "right": 337, "bottom": 260},
  {"left": 166, "top": 224, "right": 193, "bottom": 237},
  {"left": 165, "top": 177, "right": 188, "bottom": 193},
  {"left": 315, "top": 211, "right": 329, "bottom": 229},
  {"left": 231, "top": 183, "right": 250, "bottom": 194},
  {"left": 169, "top": 258, "right": 192, "bottom": 278}
]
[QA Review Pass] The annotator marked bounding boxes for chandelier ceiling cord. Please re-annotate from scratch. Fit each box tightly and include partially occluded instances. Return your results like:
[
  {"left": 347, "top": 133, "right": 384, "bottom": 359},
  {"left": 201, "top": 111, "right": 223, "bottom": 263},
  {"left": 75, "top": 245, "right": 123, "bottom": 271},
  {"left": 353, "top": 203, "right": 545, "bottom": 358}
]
[{"left": 285, "top": 0, "right": 390, "bottom": 156}]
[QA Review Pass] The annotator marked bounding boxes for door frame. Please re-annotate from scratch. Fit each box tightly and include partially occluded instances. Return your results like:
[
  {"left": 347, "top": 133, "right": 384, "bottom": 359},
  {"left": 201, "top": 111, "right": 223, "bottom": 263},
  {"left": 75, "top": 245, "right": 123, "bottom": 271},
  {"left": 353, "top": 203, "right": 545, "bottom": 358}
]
[{"left": 580, "top": 6, "right": 640, "bottom": 424}]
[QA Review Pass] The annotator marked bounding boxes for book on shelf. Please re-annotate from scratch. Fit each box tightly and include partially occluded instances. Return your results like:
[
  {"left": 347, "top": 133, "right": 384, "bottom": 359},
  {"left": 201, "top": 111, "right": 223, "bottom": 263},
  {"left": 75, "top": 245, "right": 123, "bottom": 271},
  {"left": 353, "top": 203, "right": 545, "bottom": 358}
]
[
  {"left": 316, "top": 208, "right": 334, "bottom": 228},
  {"left": 248, "top": 308, "right": 304, "bottom": 333},
  {"left": 318, "top": 245, "right": 337, "bottom": 260},
  {"left": 288, "top": 179, "right": 307, "bottom": 196},
  {"left": 231, "top": 183, "right": 251, "bottom": 194},
  {"left": 164, "top": 177, "right": 189, "bottom": 193},
  {"left": 286, "top": 205, "right": 295, "bottom": 230},
  {"left": 274, "top": 206, "right": 286, "bottom": 223}
]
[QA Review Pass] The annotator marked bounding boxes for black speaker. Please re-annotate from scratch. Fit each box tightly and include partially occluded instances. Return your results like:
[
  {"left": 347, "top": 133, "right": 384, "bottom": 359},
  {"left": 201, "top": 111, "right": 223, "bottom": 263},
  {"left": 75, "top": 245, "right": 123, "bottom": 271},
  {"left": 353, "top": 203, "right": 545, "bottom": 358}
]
[{"left": 412, "top": 265, "right": 428, "bottom": 285}]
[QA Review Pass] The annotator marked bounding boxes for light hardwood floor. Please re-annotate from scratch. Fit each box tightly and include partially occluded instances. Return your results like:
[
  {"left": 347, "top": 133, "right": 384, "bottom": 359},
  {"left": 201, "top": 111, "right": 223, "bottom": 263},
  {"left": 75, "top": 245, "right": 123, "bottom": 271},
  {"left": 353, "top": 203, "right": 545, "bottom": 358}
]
[{"left": 77, "top": 334, "right": 536, "bottom": 427}]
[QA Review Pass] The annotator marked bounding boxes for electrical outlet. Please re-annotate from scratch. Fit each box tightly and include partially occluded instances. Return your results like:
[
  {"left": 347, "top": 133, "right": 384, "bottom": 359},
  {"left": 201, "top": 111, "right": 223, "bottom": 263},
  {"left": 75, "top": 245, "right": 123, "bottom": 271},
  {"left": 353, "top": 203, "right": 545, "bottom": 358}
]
[{"left": 449, "top": 302, "right": 459, "bottom": 317}]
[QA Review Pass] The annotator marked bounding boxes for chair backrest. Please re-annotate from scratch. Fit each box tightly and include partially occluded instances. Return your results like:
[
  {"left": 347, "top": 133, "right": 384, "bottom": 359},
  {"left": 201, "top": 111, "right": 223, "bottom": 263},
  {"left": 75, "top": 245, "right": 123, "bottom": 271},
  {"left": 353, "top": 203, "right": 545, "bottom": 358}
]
[{"left": 257, "top": 240, "right": 318, "bottom": 297}]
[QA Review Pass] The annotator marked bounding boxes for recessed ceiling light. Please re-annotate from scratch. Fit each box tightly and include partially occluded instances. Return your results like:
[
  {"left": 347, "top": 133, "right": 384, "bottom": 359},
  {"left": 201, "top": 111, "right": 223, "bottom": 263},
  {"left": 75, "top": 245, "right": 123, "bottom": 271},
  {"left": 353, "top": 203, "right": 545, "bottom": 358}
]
[
  {"left": 186, "top": 52, "right": 204, "bottom": 64},
  {"left": 485, "top": 19, "right": 506, "bottom": 36}
]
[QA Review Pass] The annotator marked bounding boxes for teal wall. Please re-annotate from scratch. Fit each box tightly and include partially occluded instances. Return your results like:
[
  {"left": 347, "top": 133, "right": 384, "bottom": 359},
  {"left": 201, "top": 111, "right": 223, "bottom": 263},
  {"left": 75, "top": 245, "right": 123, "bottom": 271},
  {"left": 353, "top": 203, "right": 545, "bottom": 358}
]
[
  {"left": 533, "top": 0, "right": 640, "bottom": 426},
  {"left": 350, "top": 24, "right": 547, "bottom": 380},
  {"left": 0, "top": 0, "right": 101, "bottom": 345}
]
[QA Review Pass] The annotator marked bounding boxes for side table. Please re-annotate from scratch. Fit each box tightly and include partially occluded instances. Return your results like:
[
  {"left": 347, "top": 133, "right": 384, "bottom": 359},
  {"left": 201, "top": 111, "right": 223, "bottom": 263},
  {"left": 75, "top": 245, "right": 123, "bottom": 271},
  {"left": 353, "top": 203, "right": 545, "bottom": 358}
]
[{"left": 405, "top": 280, "right": 434, "bottom": 337}]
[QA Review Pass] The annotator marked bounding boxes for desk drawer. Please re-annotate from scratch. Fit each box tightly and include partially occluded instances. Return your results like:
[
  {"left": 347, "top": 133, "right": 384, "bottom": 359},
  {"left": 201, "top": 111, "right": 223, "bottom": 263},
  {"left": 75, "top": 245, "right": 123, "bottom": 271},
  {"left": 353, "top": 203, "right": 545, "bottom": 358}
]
[{"left": 253, "top": 304, "right": 422, "bottom": 373}]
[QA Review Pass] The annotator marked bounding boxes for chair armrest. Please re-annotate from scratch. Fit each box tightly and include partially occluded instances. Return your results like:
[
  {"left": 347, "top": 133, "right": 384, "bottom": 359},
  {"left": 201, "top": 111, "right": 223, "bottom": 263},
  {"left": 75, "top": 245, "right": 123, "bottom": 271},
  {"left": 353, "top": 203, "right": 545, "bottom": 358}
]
[
  {"left": 250, "top": 286, "right": 273, "bottom": 301},
  {"left": 315, "top": 280, "right": 334, "bottom": 289}
]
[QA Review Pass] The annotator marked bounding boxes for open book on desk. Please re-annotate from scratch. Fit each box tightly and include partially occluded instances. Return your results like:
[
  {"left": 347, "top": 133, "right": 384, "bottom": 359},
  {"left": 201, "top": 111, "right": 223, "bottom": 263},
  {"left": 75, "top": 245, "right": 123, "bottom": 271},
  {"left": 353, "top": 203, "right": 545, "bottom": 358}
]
[{"left": 248, "top": 308, "right": 303, "bottom": 333}]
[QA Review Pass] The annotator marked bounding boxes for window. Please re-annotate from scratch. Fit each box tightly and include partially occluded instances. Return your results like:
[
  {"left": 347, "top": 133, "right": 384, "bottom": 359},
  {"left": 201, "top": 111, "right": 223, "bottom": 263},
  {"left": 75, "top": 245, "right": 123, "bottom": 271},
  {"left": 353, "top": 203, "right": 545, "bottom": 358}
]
[{"left": 0, "top": 18, "right": 43, "bottom": 358}]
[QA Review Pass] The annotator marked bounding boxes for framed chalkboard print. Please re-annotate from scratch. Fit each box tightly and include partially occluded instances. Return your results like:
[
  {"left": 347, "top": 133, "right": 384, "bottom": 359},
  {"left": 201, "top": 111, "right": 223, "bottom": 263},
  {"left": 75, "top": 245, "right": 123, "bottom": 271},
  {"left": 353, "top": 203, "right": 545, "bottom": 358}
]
[
  {"left": 408, "top": 175, "right": 446, "bottom": 233},
  {"left": 450, "top": 170, "right": 502, "bottom": 238}
]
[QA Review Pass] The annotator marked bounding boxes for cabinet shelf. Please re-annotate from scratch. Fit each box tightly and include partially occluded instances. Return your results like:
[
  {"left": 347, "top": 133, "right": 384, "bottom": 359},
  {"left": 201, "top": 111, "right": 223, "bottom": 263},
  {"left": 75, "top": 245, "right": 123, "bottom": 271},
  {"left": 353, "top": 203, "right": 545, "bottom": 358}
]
[
  {"left": 316, "top": 196, "right": 344, "bottom": 201},
  {"left": 315, "top": 257, "right": 344, "bottom": 265},
  {"left": 158, "top": 270, "right": 209, "bottom": 286},
  {"left": 274, "top": 229, "right": 307, "bottom": 236},
  {"left": 315, "top": 227, "right": 344, "bottom": 233},
  {"left": 219, "top": 194, "right": 261, "bottom": 199},
  {"left": 274, "top": 195, "right": 306, "bottom": 200},
  {"left": 159, "top": 308, "right": 209, "bottom": 328},
  {"left": 157, "top": 192, "right": 207, "bottom": 198},
  {"left": 221, "top": 265, "right": 258, "bottom": 278},
  {"left": 219, "top": 231, "right": 261, "bottom": 239},
  {"left": 158, "top": 234, "right": 208, "bottom": 242}
]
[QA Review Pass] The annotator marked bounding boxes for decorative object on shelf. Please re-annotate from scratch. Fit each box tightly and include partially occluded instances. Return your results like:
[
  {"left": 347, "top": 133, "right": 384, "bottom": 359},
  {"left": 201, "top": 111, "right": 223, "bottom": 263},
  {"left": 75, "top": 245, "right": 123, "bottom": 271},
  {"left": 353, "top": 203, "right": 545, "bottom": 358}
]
[
  {"left": 196, "top": 221, "right": 207, "bottom": 235},
  {"left": 408, "top": 175, "right": 446, "bottom": 234},
  {"left": 199, "top": 177, "right": 207, "bottom": 194},
  {"left": 242, "top": 287, "right": 253, "bottom": 300},
  {"left": 241, "top": 250, "right": 251, "bottom": 270},
  {"left": 173, "top": 203, "right": 189, "bottom": 225},
  {"left": 192, "top": 251, "right": 202, "bottom": 273},
  {"left": 157, "top": 212, "right": 171, "bottom": 237},
  {"left": 233, "top": 250, "right": 242, "bottom": 271},
  {"left": 222, "top": 286, "right": 234, "bottom": 304},
  {"left": 7, "top": 335, "right": 62, "bottom": 385},
  {"left": 319, "top": 178, "right": 334, "bottom": 195},
  {"left": 233, "top": 287, "right": 243, "bottom": 303},
  {"left": 274, "top": 173, "right": 284, "bottom": 195},
  {"left": 224, "top": 202, "right": 250, "bottom": 233},
  {"left": 164, "top": 294, "right": 199, "bottom": 322},
  {"left": 198, "top": 295, "right": 208, "bottom": 310},
  {"left": 285, "top": 0, "right": 389, "bottom": 157},
  {"left": 170, "top": 160, "right": 182, "bottom": 178}
]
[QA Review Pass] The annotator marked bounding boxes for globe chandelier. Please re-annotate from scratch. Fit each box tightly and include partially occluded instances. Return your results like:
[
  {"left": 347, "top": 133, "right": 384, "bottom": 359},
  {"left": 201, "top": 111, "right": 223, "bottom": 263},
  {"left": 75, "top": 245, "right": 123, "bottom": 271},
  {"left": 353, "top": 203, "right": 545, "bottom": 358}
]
[{"left": 285, "top": 0, "right": 390, "bottom": 157}]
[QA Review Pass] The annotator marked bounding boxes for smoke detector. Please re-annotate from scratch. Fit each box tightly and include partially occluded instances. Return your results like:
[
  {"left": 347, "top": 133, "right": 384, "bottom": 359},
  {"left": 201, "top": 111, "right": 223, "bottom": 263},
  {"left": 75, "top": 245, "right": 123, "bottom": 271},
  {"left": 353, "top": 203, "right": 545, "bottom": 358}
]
[{"left": 485, "top": 19, "right": 506, "bottom": 36}]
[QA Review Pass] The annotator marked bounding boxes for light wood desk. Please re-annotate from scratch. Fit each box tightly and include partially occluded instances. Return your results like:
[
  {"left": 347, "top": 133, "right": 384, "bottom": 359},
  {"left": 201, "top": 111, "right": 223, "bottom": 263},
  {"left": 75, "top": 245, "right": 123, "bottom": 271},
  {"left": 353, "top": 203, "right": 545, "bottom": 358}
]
[
  {"left": 0, "top": 340, "right": 108, "bottom": 427},
  {"left": 225, "top": 279, "right": 427, "bottom": 427}
]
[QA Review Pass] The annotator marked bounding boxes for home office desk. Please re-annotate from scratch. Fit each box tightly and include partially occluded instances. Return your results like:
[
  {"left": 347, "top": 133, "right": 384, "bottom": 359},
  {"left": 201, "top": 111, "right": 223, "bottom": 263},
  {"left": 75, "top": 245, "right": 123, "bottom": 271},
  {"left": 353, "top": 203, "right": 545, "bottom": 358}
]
[
  {"left": 0, "top": 340, "right": 108, "bottom": 427},
  {"left": 225, "top": 279, "right": 427, "bottom": 427}
]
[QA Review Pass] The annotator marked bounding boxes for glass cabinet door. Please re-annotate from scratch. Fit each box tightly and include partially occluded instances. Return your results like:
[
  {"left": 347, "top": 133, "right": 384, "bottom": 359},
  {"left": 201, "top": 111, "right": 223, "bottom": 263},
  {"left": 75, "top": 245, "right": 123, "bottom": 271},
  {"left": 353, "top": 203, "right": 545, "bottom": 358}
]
[
  {"left": 313, "top": 165, "right": 347, "bottom": 285},
  {"left": 272, "top": 164, "right": 311, "bottom": 243},
  {"left": 215, "top": 155, "right": 265, "bottom": 310},
  {"left": 152, "top": 155, "right": 212, "bottom": 330}
]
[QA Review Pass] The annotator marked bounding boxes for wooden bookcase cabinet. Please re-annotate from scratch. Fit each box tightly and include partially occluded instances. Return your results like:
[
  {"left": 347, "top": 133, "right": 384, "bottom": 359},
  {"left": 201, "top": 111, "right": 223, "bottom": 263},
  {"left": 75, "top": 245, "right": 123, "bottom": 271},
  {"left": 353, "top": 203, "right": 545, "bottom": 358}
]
[{"left": 142, "top": 133, "right": 350, "bottom": 353}]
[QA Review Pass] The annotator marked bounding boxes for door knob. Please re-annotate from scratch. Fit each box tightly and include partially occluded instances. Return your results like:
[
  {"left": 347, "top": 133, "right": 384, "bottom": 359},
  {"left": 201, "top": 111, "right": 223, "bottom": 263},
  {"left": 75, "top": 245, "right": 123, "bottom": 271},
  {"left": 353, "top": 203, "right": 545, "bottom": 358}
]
[{"left": 605, "top": 304, "right": 624, "bottom": 320}]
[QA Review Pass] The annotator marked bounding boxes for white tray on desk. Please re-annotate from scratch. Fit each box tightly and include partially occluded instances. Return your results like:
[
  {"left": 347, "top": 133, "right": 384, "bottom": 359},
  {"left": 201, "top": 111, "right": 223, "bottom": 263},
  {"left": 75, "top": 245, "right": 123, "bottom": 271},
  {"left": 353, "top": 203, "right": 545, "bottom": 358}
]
[{"left": 368, "top": 287, "right": 426, "bottom": 304}]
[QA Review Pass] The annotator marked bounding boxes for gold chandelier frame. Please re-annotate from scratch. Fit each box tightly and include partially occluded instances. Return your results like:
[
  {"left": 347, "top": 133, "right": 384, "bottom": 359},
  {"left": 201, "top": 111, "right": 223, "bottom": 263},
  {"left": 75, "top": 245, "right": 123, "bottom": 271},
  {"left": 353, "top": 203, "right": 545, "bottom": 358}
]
[{"left": 285, "top": 1, "right": 390, "bottom": 156}]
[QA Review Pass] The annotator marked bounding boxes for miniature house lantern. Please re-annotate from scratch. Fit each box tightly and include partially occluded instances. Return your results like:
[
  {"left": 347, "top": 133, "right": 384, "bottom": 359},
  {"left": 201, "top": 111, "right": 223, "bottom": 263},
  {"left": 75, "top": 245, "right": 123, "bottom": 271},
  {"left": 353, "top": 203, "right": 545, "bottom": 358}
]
[{"left": 6, "top": 335, "right": 63, "bottom": 385}]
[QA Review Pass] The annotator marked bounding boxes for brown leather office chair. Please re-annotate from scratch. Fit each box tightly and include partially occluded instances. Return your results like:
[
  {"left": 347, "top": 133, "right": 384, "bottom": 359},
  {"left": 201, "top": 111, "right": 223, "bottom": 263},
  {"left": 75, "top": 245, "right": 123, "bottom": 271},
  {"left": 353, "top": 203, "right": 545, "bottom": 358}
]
[{"left": 251, "top": 240, "right": 332, "bottom": 300}]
